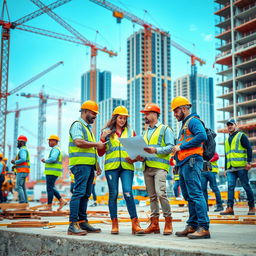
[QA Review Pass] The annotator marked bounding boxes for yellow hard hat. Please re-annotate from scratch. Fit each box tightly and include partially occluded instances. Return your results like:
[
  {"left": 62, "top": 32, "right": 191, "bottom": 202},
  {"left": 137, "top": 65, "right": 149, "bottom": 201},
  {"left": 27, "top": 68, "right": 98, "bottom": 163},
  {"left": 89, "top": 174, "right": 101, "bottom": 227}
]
[
  {"left": 112, "top": 106, "right": 129, "bottom": 116},
  {"left": 48, "top": 135, "right": 60, "bottom": 141},
  {"left": 80, "top": 100, "right": 99, "bottom": 114},
  {"left": 171, "top": 96, "right": 191, "bottom": 111},
  {"left": 3, "top": 157, "right": 7, "bottom": 161}
]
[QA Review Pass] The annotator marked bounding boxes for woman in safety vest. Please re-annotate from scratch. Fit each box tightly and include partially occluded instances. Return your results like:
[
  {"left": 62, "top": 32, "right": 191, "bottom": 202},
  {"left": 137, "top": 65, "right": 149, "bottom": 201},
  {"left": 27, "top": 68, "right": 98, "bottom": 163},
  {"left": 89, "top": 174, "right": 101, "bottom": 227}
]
[{"left": 98, "top": 106, "right": 144, "bottom": 236}]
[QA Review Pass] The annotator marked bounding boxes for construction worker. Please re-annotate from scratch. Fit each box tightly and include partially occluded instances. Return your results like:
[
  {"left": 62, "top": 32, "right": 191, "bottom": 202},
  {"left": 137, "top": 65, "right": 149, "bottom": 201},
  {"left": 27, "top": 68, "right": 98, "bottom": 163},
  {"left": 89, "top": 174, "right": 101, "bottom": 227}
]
[
  {"left": 221, "top": 119, "right": 255, "bottom": 216},
  {"left": 138, "top": 103, "right": 174, "bottom": 235},
  {"left": 11, "top": 135, "right": 30, "bottom": 204},
  {"left": 68, "top": 100, "right": 104, "bottom": 236},
  {"left": 0, "top": 153, "right": 6, "bottom": 203},
  {"left": 98, "top": 105, "right": 144, "bottom": 235},
  {"left": 171, "top": 96, "right": 210, "bottom": 239},
  {"left": 2, "top": 157, "right": 9, "bottom": 202},
  {"left": 41, "top": 135, "right": 67, "bottom": 211},
  {"left": 201, "top": 152, "right": 224, "bottom": 212}
]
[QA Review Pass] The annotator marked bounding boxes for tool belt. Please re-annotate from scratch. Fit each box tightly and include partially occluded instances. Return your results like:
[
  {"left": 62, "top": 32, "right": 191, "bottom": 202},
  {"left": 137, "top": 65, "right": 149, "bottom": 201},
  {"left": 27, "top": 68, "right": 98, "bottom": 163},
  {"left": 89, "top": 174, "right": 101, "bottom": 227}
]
[{"left": 202, "top": 161, "right": 212, "bottom": 172}]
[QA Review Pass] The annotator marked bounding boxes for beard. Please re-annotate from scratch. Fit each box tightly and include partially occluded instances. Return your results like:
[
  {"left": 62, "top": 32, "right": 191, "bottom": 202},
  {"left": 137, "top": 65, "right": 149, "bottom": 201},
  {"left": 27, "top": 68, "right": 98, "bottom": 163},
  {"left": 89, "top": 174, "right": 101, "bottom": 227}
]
[
  {"left": 177, "top": 111, "right": 185, "bottom": 122},
  {"left": 87, "top": 115, "right": 96, "bottom": 124},
  {"left": 145, "top": 118, "right": 150, "bottom": 124}
]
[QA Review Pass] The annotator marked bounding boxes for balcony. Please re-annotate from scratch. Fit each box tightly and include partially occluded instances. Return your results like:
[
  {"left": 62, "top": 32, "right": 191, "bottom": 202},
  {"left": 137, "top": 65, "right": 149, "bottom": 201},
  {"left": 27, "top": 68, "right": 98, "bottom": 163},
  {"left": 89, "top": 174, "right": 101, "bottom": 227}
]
[
  {"left": 237, "top": 98, "right": 256, "bottom": 107},
  {"left": 215, "top": 52, "right": 232, "bottom": 65},
  {"left": 216, "top": 66, "right": 232, "bottom": 75},
  {"left": 217, "top": 78, "right": 233, "bottom": 87},
  {"left": 235, "top": 38, "right": 256, "bottom": 57},
  {"left": 215, "top": 0, "right": 229, "bottom": 5},
  {"left": 215, "top": 28, "right": 231, "bottom": 40},
  {"left": 236, "top": 30, "right": 256, "bottom": 45},
  {"left": 217, "top": 104, "right": 234, "bottom": 112},
  {"left": 214, "top": 4, "right": 231, "bottom": 17},
  {"left": 236, "top": 56, "right": 256, "bottom": 68},
  {"left": 237, "top": 83, "right": 256, "bottom": 94},
  {"left": 235, "top": 2, "right": 256, "bottom": 19},
  {"left": 215, "top": 16, "right": 231, "bottom": 28},
  {"left": 217, "top": 41, "right": 232, "bottom": 51},
  {"left": 235, "top": 0, "right": 256, "bottom": 8},
  {"left": 239, "top": 112, "right": 256, "bottom": 120},
  {"left": 235, "top": 17, "right": 256, "bottom": 33},
  {"left": 236, "top": 67, "right": 256, "bottom": 81},
  {"left": 217, "top": 91, "right": 233, "bottom": 99}
]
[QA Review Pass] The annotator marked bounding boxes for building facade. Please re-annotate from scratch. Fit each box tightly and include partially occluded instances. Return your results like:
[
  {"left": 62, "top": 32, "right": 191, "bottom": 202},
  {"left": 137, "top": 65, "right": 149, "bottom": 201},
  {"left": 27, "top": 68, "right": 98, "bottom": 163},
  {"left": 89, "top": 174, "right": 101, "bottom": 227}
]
[
  {"left": 127, "top": 29, "right": 172, "bottom": 135},
  {"left": 214, "top": 0, "right": 256, "bottom": 164},
  {"left": 81, "top": 70, "right": 111, "bottom": 103}
]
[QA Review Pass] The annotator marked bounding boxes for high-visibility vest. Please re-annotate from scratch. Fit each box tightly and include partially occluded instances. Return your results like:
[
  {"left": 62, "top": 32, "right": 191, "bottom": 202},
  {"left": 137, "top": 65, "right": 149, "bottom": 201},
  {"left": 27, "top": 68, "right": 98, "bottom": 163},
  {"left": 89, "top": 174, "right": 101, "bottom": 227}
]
[
  {"left": 210, "top": 160, "right": 219, "bottom": 173},
  {"left": 15, "top": 146, "right": 30, "bottom": 173},
  {"left": 104, "top": 127, "right": 134, "bottom": 171},
  {"left": 70, "top": 173, "right": 75, "bottom": 183},
  {"left": 177, "top": 116, "right": 204, "bottom": 161},
  {"left": 69, "top": 121, "right": 97, "bottom": 166},
  {"left": 44, "top": 147, "right": 63, "bottom": 177},
  {"left": 143, "top": 124, "right": 171, "bottom": 172},
  {"left": 0, "top": 161, "right": 6, "bottom": 175},
  {"left": 174, "top": 174, "right": 179, "bottom": 181},
  {"left": 225, "top": 131, "right": 247, "bottom": 169}
]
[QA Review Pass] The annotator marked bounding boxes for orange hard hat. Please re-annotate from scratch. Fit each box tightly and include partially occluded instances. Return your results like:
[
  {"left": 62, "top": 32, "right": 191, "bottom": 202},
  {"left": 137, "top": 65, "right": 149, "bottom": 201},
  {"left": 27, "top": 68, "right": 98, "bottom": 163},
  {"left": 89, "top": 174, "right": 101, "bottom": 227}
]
[
  {"left": 17, "top": 135, "right": 27, "bottom": 142},
  {"left": 140, "top": 103, "right": 160, "bottom": 114},
  {"left": 0, "top": 153, "right": 3, "bottom": 158},
  {"left": 80, "top": 100, "right": 99, "bottom": 114},
  {"left": 171, "top": 96, "right": 191, "bottom": 111},
  {"left": 48, "top": 135, "right": 60, "bottom": 141},
  {"left": 3, "top": 157, "right": 7, "bottom": 161},
  {"left": 112, "top": 106, "right": 129, "bottom": 116}
]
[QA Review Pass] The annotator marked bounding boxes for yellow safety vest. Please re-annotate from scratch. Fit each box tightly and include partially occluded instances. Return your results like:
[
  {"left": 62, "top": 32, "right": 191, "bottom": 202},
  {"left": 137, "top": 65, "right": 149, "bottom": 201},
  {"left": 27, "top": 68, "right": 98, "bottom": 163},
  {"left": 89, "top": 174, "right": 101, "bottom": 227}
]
[
  {"left": 174, "top": 174, "right": 179, "bottom": 181},
  {"left": 44, "top": 146, "right": 63, "bottom": 177},
  {"left": 143, "top": 124, "right": 171, "bottom": 172},
  {"left": 104, "top": 127, "right": 134, "bottom": 171},
  {"left": 70, "top": 173, "right": 75, "bottom": 183},
  {"left": 69, "top": 121, "right": 97, "bottom": 166},
  {"left": 210, "top": 160, "right": 219, "bottom": 173},
  {"left": 225, "top": 132, "right": 247, "bottom": 169}
]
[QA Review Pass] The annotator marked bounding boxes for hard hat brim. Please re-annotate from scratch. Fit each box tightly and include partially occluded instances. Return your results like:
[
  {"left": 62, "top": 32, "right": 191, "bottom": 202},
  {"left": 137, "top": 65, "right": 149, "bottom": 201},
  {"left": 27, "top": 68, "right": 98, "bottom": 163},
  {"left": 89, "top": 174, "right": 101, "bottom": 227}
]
[
  {"left": 80, "top": 108, "right": 99, "bottom": 114},
  {"left": 112, "top": 113, "right": 129, "bottom": 117}
]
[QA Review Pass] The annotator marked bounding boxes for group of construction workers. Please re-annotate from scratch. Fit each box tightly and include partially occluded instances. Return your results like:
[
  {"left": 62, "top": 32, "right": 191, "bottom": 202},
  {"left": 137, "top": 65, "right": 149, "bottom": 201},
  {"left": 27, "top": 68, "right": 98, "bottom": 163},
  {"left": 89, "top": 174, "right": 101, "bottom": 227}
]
[{"left": 4, "top": 95, "right": 255, "bottom": 240}]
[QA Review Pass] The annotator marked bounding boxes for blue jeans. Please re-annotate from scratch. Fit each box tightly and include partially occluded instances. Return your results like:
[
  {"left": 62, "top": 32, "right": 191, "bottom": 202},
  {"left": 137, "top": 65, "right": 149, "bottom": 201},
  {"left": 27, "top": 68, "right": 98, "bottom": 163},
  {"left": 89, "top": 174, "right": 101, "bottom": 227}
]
[
  {"left": 201, "top": 172, "right": 223, "bottom": 209},
  {"left": 91, "top": 184, "right": 97, "bottom": 201},
  {"left": 105, "top": 168, "right": 137, "bottom": 219},
  {"left": 227, "top": 169, "right": 255, "bottom": 208},
  {"left": 46, "top": 175, "right": 61, "bottom": 204},
  {"left": 179, "top": 158, "right": 210, "bottom": 230},
  {"left": 173, "top": 180, "right": 180, "bottom": 197},
  {"left": 0, "top": 174, "right": 5, "bottom": 203},
  {"left": 16, "top": 172, "right": 28, "bottom": 203},
  {"left": 69, "top": 165, "right": 95, "bottom": 222}
]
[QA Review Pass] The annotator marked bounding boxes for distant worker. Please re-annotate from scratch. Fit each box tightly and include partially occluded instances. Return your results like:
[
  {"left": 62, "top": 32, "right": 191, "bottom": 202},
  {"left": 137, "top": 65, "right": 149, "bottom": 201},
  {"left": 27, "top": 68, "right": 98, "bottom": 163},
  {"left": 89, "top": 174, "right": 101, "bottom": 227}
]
[
  {"left": 90, "top": 176, "right": 97, "bottom": 207},
  {"left": 41, "top": 135, "right": 67, "bottom": 211},
  {"left": 3, "top": 157, "right": 8, "bottom": 173},
  {"left": 2, "top": 157, "right": 9, "bottom": 202},
  {"left": 98, "top": 105, "right": 144, "bottom": 235},
  {"left": 68, "top": 100, "right": 104, "bottom": 235},
  {"left": 138, "top": 103, "right": 175, "bottom": 235},
  {"left": 0, "top": 153, "right": 6, "bottom": 203},
  {"left": 201, "top": 152, "right": 224, "bottom": 212},
  {"left": 11, "top": 135, "right": 30, "bottom": 204},
  {"left": 221, "top": 119, "right": 255, "bottom": 215},
  {"left": 171, "top": 96, "right": 210, "bottom": 239}
]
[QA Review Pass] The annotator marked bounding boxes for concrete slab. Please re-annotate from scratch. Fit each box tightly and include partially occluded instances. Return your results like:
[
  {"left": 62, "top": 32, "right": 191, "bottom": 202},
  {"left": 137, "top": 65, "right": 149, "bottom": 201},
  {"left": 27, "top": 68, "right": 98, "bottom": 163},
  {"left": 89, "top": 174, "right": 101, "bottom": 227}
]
[{"left": 0, "top": 205, "right": 256, "bottom": 256}]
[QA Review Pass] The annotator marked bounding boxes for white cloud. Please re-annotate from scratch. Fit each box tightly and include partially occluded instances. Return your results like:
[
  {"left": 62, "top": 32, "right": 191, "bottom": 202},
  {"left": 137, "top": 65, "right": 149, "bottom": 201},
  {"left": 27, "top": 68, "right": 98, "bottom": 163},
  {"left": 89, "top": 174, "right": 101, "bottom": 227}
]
[
  {"left": 189, "top": 24, "right": 198, "bottom": 32},
  {"left": 201, "top": 33, "right": 213, "bottom": 41}
]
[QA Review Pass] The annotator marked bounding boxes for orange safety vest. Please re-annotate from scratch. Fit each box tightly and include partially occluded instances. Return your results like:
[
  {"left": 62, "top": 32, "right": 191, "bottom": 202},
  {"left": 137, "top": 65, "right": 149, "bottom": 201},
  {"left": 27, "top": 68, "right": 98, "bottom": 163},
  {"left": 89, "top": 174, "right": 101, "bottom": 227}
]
[
  {"left": 15, "top": 147, "right": 30, "bottom": 173},
  {"left": 1, "top": 160, "right": 6, "bottom": 175},
  {"left": 177, "top": 116, "right": 204, "bottom": 161}
]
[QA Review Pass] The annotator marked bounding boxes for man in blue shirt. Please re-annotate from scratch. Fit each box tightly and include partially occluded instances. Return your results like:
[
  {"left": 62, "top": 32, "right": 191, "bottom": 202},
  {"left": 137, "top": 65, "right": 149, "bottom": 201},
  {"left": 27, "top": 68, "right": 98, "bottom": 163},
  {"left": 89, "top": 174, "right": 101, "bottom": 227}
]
[{"left": 0, "top": 153, "right": 6, "bottom": 203}]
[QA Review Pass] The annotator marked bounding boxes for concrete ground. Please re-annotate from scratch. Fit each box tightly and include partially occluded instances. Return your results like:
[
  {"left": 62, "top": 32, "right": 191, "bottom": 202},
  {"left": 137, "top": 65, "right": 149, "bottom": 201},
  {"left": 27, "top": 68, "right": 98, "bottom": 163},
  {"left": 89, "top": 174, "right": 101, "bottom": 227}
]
[{"left": 0, "top": 204, "right": 256, "bottom": 256}]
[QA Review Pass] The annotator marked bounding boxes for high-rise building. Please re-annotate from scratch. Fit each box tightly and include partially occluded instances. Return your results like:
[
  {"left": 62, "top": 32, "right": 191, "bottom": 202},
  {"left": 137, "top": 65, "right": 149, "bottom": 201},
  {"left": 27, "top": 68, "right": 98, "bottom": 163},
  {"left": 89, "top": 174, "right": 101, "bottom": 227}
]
[
  {"left": 127, "top": 29, "right": 171, "bottom": 135},
  {"left": 81, "top": 70, "right": 111, "bottom": 103},
  {"left": 214, "top": 0, "right": 256, "bottom": 164},
  {"left": 173, "top": 74, "right": 214, "bottom": 136}
]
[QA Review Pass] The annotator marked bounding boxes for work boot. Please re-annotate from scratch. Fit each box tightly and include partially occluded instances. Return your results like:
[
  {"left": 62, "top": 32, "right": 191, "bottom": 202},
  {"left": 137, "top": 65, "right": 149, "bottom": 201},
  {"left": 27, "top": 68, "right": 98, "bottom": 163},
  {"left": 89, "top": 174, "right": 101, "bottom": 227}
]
[
  {"left": 187, "top": 227, "right": 211, "bottom": 239},
  {"left": 220, "top": 207, "right": 234, "bottom": 215},
  {"left": 131, "top": 217, "right": 145, "bottom": 236},
  {"left": 144, "top": 217, "right": 160, "bottom": 234},
  {"left": 57, "top": 198, "right": 68, "bottom": 211},
  {"left": 214, "top": 205, "right": 224, "bottom": 212},
  {"left": 67, "top": 222, "right": 87, "bottom": 236},
  {"left": 175, "top": 225, "right": 196, "bottom": 237},
  {"left": 248, "top": 207, "right": 256, "bottom": 215},
  {"left": 163, "top": 217, "right": 173, "bottom": 235},
  {"left": 44, "top": 204, "right": 53, "bottom": 211},
  {"left": 111, "top": 218, "right": 119, "bottom": 234},
  {"left": 79, "top": 220, "right": 101, "bottom": 233}
]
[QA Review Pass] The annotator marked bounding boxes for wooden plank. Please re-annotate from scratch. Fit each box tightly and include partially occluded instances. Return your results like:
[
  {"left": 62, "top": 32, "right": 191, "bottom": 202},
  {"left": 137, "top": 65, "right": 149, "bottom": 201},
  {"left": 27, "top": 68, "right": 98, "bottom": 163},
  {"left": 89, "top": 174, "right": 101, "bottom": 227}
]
[
  {"left": 0, "top": 203, "right": 29, "bottom": 211},
  {"left": 7, "top": 223, "right": 47, "bottom": 228}
]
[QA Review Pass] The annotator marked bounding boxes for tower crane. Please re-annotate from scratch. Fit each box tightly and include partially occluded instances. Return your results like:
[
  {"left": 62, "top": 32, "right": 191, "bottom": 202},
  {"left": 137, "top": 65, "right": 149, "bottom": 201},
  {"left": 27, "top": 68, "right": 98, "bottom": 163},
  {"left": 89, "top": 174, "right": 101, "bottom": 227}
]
[{"left": 0, "top": 0, "right": 71, "bottom": 154}]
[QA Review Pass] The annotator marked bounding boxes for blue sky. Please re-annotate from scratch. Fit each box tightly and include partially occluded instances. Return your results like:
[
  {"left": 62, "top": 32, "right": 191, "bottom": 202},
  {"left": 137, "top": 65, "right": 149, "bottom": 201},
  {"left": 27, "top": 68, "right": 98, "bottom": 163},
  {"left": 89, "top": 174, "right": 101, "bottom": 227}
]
[{"left": 4, "top": 0, "right": 216, "bottom": 159}]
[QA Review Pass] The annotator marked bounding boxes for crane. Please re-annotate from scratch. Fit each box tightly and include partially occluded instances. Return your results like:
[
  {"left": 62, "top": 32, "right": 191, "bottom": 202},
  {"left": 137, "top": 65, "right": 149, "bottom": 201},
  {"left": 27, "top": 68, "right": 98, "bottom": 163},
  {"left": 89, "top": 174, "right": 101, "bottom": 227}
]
[
  {"left": 20, "top": 89, "right": 80, "bottom": 179},
  {"left": 0, "top": 0, "right": 71, "bottom": 154},
  {"left": 30, "top": 0, "right": 117, "bottom": 102},
  {"left": 6, "top": 102, "right": 57, "bottom": 158}
]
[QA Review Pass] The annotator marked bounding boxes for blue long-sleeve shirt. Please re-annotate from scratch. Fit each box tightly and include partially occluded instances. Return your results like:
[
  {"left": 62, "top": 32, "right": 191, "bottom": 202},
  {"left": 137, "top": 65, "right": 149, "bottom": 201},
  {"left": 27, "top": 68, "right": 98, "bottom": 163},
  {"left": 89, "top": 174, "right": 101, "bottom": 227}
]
[
  {"left": 176, "top": 113, "right": 207, "bottom": 167},
  {"left": 45, "top": 147, "right": 60, "bottom": 163},
  {"left": 15, "top": 147, "right": 28, "bottom": 165},
  {"left": 146, "top": 121, "right": 175, "bottom": 154}
]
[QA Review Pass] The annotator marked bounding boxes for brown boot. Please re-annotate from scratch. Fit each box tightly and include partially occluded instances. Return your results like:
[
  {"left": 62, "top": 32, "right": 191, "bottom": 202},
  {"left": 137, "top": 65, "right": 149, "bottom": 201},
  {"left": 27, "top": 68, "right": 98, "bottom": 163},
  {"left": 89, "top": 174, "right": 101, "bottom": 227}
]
[
  {"left": 57, "top": 198, "right": 68, "bottom": 211},
  {"left": 163, "top": 217, "right": 173, "bottom": 235},
  {"left": 187, "top": 227, "right": 211, "bottom": 239},
  {"left": 111, "top": 218, "right": 119, "bottom": 234},
  {"left": 248, "top": 207, "right": 256, "bottom": 215},
  {"left": 220, "top": 207, "right": 234, "bottom": 215},
  {"left": 175, "top": 225, "right": 196, "bottom": 237},
  {"left": 144, "top": 217, "right": 160, "bottom": 234},
  {"left": 131, "top": 218, "right": 145, "bottom": 236},
  {"left": 44, "top": 204, "right": 53, "bottom": 211}
]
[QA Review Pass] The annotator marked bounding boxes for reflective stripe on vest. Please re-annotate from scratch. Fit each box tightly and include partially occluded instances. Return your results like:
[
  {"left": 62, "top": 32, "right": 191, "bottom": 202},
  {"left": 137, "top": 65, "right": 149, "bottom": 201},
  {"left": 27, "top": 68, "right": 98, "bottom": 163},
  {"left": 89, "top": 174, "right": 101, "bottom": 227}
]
[
  {"left": 143, "top": 124, "right": 171, "bottom": 172},
  {"left": 174, "top": 174, "right": 179, "bottom": 181},
  {"left": 44, "top": 146, "right": 63, "bottom": 177},
  {"left": 104, "top": 127, "right": 134, "bottom": 171},
  {"left": 210, "top": 161, "right": 219, "bottom": 173},
  {"left": 16, "top": 147, "right": 30, "bottom": 173},
  {"left": 70, "top": 173, "right": 75, "bottom": 182},
  {"left": 69, "top": 121, "right": 97, "bottom": 166},
  {"left": 177, "top": 116, "right": 204, "bottom": 161},
  {"left": 225, "top": 132, "right": 247, "bottom": 169}
]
